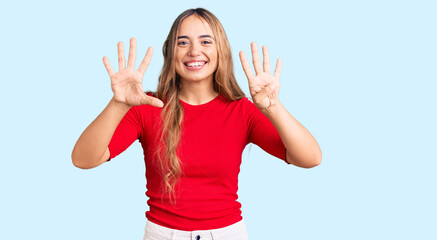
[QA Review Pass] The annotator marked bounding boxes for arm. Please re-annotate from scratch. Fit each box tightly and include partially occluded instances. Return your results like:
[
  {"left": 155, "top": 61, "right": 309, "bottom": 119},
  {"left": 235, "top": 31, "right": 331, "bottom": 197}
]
[
  {"left": 71, "top": 99, "right": 131, "bottom": 169},
  {"left": 260, "top": 101, "right": 321, "bottom": 168},
  {"left": 71, "top": 38, "right": 163, "bottom": 169},
  {"left": 240, "top": 42, "right": 321, "bottom": 168}
]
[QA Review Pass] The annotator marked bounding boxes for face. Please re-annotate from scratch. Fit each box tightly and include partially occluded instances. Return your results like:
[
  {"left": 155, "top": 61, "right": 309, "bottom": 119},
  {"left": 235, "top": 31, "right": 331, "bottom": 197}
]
[{"left": 174, "top": 15, "right": 218, "bottom": 85}]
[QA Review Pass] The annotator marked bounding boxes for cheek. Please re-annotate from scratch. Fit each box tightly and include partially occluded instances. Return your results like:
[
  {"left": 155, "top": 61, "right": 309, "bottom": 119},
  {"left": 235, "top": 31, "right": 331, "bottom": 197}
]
[
  {"left": 174, "top": 60, "right": 183, "bottom": 75},
  {"left": 175, "top": 48, "right": 185, "bottom": 62},
  {"left": 175, "top": 52, "right": 182, "bottom": 63},
  {"left": 174, "top": 53, "right": 184, "bottom": 70},
  {"left": 212, "top": 52, "right": 218, "bottom": 66},
  {"left": 209, "top": 49, "right": 218, "bottom": 64}
]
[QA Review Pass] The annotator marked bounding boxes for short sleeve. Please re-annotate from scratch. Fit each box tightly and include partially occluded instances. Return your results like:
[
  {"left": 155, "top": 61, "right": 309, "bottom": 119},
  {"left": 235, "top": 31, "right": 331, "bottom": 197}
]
[
  {"left": 245, "top": 99, "right": 289, "bottom": 164},
  {"left": 108, "top": 106, "right": 143, "bottom": 160}
]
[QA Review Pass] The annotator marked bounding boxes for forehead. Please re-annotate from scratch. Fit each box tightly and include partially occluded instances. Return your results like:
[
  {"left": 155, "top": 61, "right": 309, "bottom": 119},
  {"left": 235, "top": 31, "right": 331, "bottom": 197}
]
[{"left": 178, "top": 15, "right": 214, "bottom": 37}]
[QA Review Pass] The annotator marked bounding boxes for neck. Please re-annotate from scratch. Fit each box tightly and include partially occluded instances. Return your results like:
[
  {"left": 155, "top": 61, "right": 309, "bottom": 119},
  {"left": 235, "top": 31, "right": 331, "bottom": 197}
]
[{"left": 179, "top": 79, "right": 218, "bottom": 105}]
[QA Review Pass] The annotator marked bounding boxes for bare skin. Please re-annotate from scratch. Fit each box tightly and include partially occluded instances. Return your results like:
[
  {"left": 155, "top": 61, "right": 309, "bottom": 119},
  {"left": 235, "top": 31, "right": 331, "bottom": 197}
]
[
  {"left": 240, "top": 43, "right": 322, "bottom": 167},
  {"left": 175, "top": 15, "right": 219, "bottom": 105},
  {"left": 71, "top": 38, "right": 163, "bottom": 169},
  {"left": 73, "top": 16, "right": 321, "bottom": 169}
]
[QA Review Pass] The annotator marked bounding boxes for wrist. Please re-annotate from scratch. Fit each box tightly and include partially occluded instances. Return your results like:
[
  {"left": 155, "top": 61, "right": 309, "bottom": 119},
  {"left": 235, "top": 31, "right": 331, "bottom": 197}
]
[
  {"left": 110, "top": 97, "right": 132, "bottom": 112},
  {"left": 260, "top": 101, "right": 282, "bottom": 117}
]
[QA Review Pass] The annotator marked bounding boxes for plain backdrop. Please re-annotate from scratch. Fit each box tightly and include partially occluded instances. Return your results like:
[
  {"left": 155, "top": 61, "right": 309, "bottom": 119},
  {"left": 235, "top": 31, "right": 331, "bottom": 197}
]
[{"left": 1, "top": 0, "right": 436, "bottom": 239}]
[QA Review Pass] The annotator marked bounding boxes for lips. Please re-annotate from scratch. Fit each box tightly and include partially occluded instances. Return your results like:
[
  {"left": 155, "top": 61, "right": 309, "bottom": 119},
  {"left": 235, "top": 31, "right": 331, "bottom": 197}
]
[{"left": 184, "top": 60, "right": 207, "bottom": 70}]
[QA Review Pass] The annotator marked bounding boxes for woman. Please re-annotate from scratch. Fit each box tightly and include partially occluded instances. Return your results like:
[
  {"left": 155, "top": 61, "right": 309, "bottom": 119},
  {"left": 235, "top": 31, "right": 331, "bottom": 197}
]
[{"left": 72, "top": 8, "right": 321, "bottom": 240}]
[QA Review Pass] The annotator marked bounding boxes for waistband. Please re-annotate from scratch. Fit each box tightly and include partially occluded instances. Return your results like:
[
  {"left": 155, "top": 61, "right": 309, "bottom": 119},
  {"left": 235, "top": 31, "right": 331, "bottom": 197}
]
[{"left": 143, "top": 219, "right": 249, "bottom": 240}]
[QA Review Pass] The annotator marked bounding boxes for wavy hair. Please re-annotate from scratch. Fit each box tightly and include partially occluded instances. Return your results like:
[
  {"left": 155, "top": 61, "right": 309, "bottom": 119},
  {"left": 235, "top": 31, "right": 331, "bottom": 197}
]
[{"left": 154, "top": 8, "right": 245, "bottom": 203}]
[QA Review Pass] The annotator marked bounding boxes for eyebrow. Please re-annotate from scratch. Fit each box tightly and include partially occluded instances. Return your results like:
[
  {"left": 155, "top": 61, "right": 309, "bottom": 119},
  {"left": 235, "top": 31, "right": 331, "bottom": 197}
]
[{"left": 177, "top": 35, "right": 215, "bottom": 40}]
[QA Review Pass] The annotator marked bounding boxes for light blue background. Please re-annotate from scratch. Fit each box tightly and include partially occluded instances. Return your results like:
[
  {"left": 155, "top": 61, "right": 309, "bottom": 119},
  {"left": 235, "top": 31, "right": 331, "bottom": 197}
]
[{"left": 1, "top": 0, "right": 436, "bottom": 239}]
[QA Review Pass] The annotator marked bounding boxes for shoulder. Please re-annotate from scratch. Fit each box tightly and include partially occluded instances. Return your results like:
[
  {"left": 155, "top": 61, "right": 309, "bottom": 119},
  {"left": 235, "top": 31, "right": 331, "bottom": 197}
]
[
  {"left": 228, "top": 96, "right": 257, "bottom": 112},
  {"left": 218, "top": 95, "right": 253, "bottom": 107},
  {"left": 215, "top": 95, "right": 260, "bottom": 120}
]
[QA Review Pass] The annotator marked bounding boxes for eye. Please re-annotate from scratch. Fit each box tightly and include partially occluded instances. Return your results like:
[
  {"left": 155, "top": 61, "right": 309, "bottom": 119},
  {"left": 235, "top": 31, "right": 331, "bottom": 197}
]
[
  {"left": 177, "top": 41, "right": 189, "bottom": 46},
  {"left": 201, "top": 40, "right": 212, "bottom": 45}
]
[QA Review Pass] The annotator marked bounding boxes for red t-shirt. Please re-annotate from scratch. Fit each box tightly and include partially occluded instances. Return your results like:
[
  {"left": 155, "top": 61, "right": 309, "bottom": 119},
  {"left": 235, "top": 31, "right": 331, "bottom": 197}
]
[{"left": 108, "top": 94, "right": 288, "bottom": 230}]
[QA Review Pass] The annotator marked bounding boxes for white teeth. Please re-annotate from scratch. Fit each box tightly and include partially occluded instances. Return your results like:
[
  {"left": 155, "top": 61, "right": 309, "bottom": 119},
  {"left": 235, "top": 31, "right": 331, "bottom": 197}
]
[{"left": 186, "top": 62, "right": 205, "bottom": 67}]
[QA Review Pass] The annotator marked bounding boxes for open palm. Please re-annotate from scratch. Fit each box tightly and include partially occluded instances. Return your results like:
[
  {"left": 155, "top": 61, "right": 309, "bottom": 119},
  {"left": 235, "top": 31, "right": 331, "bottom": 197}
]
[
  {"left": 102, "top": 38, "right": 163, "bottom": 107},
  {"left": 239, "top": 42, "right": 281, "bottom": 109}
]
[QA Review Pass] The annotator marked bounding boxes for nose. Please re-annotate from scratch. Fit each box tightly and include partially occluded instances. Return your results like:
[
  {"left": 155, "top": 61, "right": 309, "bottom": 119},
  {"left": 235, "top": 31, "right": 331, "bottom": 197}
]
[{"left": 188, "top": 42, "right": 201, "bottom": 56}]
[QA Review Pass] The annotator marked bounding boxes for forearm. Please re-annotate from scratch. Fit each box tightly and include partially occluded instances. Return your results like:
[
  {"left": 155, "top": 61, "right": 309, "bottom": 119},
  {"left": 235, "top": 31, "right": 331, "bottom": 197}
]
[
  {"left": 261, "top": 101, "right": 321, "bottom": 168},
  {"left": 71, "top": 98, "right": 131, "bottom": 169}
]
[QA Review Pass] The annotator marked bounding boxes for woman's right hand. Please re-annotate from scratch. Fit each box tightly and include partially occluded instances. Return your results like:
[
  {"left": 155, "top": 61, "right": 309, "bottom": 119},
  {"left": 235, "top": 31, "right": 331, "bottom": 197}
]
[{"left": 102, "top": 37, "right": 164, "bottom": 108}]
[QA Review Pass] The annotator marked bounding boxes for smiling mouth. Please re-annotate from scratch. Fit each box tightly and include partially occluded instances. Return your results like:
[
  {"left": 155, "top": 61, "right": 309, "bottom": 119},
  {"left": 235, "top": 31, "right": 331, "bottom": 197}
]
[{"left": 184, "top": 61, "right": 207, "bottom": 70}]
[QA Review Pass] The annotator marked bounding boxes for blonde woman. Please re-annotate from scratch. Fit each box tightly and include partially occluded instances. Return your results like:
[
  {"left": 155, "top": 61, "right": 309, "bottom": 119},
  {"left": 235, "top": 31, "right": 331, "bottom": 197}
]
[{"left": 72, "top": 8, "right": 321, "bottom": 240}]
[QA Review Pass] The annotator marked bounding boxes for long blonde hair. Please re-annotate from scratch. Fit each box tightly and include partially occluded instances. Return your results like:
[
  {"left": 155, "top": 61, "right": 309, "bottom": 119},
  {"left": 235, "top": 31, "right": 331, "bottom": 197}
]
[{"left": 154, "top": 8, "right": 245, "bottom": 202}]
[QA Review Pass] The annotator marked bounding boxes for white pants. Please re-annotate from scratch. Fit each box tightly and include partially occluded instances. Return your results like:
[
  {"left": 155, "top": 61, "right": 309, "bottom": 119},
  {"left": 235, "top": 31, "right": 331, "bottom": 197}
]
[{"left": 142, "top": 219, "right": 250, "bottom": 240}]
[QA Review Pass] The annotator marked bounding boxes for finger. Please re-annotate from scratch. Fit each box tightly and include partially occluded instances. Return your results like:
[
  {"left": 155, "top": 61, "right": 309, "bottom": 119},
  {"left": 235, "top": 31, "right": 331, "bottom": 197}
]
[
  {"left": 138, "top": 47, "right": 154, "bottom": 75},
  {"left": 253, "top": 85, "right": 273, "bottom": 108},
  {"left": 273, "top": 58, "right": 282, "bottom": 81},
  {"left": 102, "top": 56, "right": 115, "bottom": 77},
  {"left": 251, "top": 42, "right": 262, "bottom": 75},
  {"left": 118, "top": 41, "right": 126, "bottom": 71},
  {"left": 142, "top": 94, "right": 164, "bottom": 108},
  {"left": 262, "top": 45, "right": 271, "bottom": 73},
  {"left": 239, "top": 51, "right": 254, "bottom": 79},
  {"left": 127, "top": 37, "right": 136, "bottom": 69}
]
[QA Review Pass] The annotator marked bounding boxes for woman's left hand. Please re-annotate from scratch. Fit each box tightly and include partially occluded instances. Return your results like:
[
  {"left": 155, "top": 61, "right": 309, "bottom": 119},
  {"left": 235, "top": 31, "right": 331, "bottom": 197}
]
[{"left": 239, "top": 42, "right": 282, "bottom": 109}]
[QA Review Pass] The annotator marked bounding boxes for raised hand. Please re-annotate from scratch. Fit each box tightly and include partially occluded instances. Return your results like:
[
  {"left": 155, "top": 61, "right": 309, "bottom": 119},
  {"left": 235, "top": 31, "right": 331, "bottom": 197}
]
[
  {"left": 102, "top": 38, "right": 164, "bottom": 107},
  {"left": 239, "top": 42, "right": 282, "bottom": 109}
]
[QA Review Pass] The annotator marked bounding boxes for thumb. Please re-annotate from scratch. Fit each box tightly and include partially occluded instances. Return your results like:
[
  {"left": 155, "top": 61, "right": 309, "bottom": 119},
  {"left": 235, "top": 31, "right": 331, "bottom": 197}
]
[
  {"left": 141, "top": 94, "right": 164, "bottom": 108},
  {"left": 253, "top": 84, "right": 275, "bottom": 108},
  {"left": 256, "top": 84, "right": 275, "bottom": 99}
]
